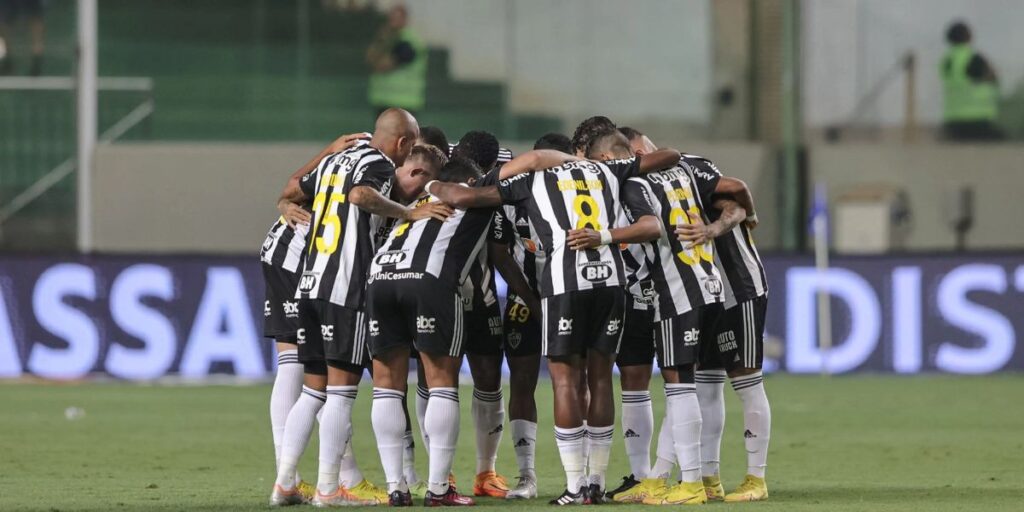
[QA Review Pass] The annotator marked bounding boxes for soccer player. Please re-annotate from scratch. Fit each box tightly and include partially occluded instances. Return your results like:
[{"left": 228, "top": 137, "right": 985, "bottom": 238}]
[
  {"left": 269, "top": 109, "right": 450, "bottom": 507},
  {"left": 625, "top": 127, "right": 769, "bottom": 503},
  {"left": 366, "top": 156, "right": 498, "bottom": 507},
  {"left": 426, "top": 134, "right": 681, "bottom": 505},
  {"left": 261, "top": 133, "right": 369, "bottom": 500},
  {"left": 419, "top": 126, "right": 450, "bottom": 157}
]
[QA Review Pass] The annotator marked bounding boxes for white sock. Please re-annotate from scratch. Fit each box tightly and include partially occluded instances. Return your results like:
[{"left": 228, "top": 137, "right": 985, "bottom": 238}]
[
  {"left": 270, "top": 350, "right": 303, "bottom": 470},
  {"left": 426, "top": 388, "right": 461, "bottom": 495},
  {"left": 275, "top": 386, "right": 326, "bottom": 488},
  {"left": 696, "top": 370, "right": 727, "bottom": 478},
  {"left": 403, "top": 428, "right": 420, "bottom": 485},
  {"left": 416, "top": 383, "right": 430, "bottom": 452},
  {"left": 581, "top": 419, "right": 590, "bottom": 469},
  {"left": 510, "top": 419, "right": 537, "bottom": 479},
  {"left": 650, "top": 411, "right": 675, "bottom": 479},
  {"left": 732, "top": 372, "right": 771, "bottom": 478},
  {"left": 372, "top": 388, "right": 408, "bottom": 493},
  {"left": 339, "top": 440, "right": 364, "bottom": 488},
  {"left": 586, "top": 424, "right": 614, "bottom": 489},
  {"left": 316, "top": 385, "right": 357, "bottom": 494},
  {"left": 666, "top": 383, "right": 702, "bottom": 483},
  {"left": 472, "top": 387, "right": 505, "bottom": 474},
  {"left": 554, "top": 425, "right": 587, "bottom": 493},
  {"left": 621, "top": 390, "right": 653, "bottom": 479}
]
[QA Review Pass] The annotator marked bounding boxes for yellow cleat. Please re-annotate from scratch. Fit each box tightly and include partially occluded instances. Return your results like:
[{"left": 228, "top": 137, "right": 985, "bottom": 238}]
[
  {"left": 702, "top": 475, "right": 725, "bottom": 501},
  {"left": 473, "top": 470, "right": 510, "bottom": 498},
  {"left": 643, "top": 481, "right": 707, "bottom": 505},
  {"left": 296, "top": 480, "right": 316, "bottom": 502},
  {"left": 346, "top": 479, "right": 389, "bottom": 504},
  {"left": 409, "top": 481, "right": 429, "bottom": 500},
  {"left": 724, "top": 474, "right": 768, "bottom": 502},
  {"left": 613, "top": 478, "right": 666, "bottom": 503}
]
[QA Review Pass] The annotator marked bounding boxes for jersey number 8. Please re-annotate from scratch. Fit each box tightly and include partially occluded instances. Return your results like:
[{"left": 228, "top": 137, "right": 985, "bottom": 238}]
[{"left": 573, "top": 195, "right": 603, "bottom": 230}]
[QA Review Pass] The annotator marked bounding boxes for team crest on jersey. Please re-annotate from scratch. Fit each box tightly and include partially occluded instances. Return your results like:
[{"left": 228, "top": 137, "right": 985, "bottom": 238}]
[
  {"left": 507, "top": 331, "right": 522, "bottom": 349},
  {"left": 262, "top": 234, "right": 275, "bottom": 252},
  {"left": 374, "top": 250, "right": 407, "bottom": 266},
  {"left": 298, "top": 272, "right": 318, "bottom": 293},
  {"left": 579, "top": 262, "right": 613, "bottom": 283},
  {"left": 703, "top": 276, "right": 724, "bottom": 296}
]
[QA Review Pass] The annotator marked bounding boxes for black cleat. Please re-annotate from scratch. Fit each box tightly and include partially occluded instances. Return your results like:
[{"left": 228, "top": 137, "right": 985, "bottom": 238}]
[
  {"left": 388, "top": 489, "right": 413, "bottom": 507},
  {"left": 550, "top": 488, "right": 584, "bottom": 506},
  {"left": 605, "top": 474, "right": 639, "bottom": 499}
]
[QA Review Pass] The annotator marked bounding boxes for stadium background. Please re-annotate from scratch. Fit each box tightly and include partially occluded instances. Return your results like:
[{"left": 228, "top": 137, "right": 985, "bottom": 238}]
[{"left": 1, "top": 1, "right": 1022, "bottom": 510}]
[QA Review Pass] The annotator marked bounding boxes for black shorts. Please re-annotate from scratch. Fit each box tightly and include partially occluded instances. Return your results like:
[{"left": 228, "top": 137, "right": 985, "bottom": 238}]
[
  {"left": 617, "top": 303, "right": 655, "bottom": 367},
  {"left": 503, "top": 293, "right": 542, "bottom": 357},
  {"left": 296, "top": 299, "right": 370, "bottom": 369},
  {"left": 262, "top": 263, "right": 301, "bottom": 339},
  {"left": 542, "top": 287, "right": 626, "bottom": 358},
  {"left": 366, "top": 274, "right": 465, "bottom": 358},
  {"left": 700, "top": 295, "right": 768, "bottom": 371},
  {"left": 655, "top": 303, "right": 722, "bottom": 369},
  {"left": 462, "top": 300, "right": 504, "bottom": 356}
]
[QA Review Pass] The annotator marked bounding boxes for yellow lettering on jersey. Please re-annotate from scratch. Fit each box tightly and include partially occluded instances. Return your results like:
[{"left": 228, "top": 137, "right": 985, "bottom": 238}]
[
  {"left": 665, "top": 187, "right": 692, "bottom": 203},
  {"left": 392, "top": 196, "right": 433, "bottom": 238},
  {"left": 557, "top": 179, "right": 604, "bottom": 192}
]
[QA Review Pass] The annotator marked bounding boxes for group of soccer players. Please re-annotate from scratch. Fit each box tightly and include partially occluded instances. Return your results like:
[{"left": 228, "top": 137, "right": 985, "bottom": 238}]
[{"left": 259, "top": 107, "right": 772, "bottom": 507}]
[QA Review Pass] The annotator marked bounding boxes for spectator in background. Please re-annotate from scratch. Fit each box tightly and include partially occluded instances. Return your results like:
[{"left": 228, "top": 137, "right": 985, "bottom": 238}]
[
  {"left": 366, "top": 5, "right": 427, "bottom": 118},
  {"left": 940, "top": 21, "right": 1003, "bottom": 141},
  {"left": 0, "top": 0, "right": 46, "bottom": 76}
]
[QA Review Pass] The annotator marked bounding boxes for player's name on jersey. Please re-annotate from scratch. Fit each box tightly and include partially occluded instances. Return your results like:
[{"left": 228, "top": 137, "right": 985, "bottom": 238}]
[{"left": 557, "top": 178, "right": 604, "bottom": 192}]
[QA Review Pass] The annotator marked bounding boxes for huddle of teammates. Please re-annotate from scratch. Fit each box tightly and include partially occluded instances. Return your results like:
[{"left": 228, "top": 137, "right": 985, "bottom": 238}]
[{"left": 260, "top": 108, "right": 771, "bottom": 507}]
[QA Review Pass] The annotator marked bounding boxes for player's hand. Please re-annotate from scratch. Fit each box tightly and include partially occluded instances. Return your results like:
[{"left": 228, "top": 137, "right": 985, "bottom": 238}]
[
  {"left": 676, "top": 212, "right": 717, "bottom": 248},
  {"left": 278, "top": 199, "right": 311, "bottom": 228},
  {"left": 407, "top": 201, "right": 453, "bottom": 222},
  {"left": 744, "top": 212, "right": 759, "bottom": 230},
  {"left": 327, "top": 132, "right": 371, "bottom": 153},
  {"left": 567, "top": 228, "right": 602, "bottom": 250}
]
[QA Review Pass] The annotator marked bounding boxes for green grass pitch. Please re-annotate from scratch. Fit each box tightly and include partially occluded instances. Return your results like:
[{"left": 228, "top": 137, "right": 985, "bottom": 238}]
[{"left": 1, "top": 374, "right": 1022, "bottom": 511}]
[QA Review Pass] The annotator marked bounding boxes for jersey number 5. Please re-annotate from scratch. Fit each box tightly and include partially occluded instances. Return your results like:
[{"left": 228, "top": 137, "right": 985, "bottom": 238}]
[
  {"left": 669, "top": 206, "right": 712, "bottom": 266},
  {"left": 311, "top": 191, "right": 347, "bottom": 255}
]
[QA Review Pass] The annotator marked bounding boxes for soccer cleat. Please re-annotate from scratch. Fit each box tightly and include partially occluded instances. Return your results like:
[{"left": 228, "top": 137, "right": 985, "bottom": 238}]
[
  {"left": 347, "top": 479, "right": 388, "bottom": 504},
  {"left": 297, "top": 480, "right": 317, "bottom": 502},
  {"left": 583, "top": 484, "right": 606, "bottom": 505},
  {"left": 409, "top": 481, "right": 429, "bottom": 500},
  {"left": 549, "top": 488, "right": 584, "bottom": 506},
  {"left": 505, "top": 475, "right": 538, "bottom": 500},
  {"left": 724, "top": 474, "right": 768, "bottom": 502},
  {"left": 643, "top": 481, "right": 707, "bottom": 505},
  {"left": 424, "top": 486, "right": 476, "bottom": 506},
  {"left": 605, "top": 474, "right": 639, "bottom": 499},
  {"left": 311, "top": 486, "right": 376, "bottom": 507},
  {"left": 269, "top": 484, "right": 305, "bottom": 507},
  {"left": 611, "top": 477, "right": 666, "bottom": 503},
  {"left": 702, "top": 475, "right": 725, "bottom": 501},
  {"left": 388, "top": 489, "right": 414, "bottom": 507},
  {"left": 473, "top": 470, "right": 509, "bottom": 498}
]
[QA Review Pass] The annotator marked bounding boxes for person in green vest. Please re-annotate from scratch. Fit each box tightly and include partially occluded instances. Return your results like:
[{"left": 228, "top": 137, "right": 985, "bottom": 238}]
[
  {"left": 366, "top": 5, "right": 427, "bottom": 119},
  {"left": 940, "top": 21, "right": 1003, "bottom": 141}
]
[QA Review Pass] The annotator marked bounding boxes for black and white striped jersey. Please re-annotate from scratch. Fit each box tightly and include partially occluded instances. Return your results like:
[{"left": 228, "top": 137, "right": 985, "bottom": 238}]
[
  {"left": 497, "top": 158, "right": 640, "bottom": 298},
  {"left": 260, "top": 214, "right": 310, "bottom": 273},
  {"left": 296, "top": 145, "right": 396, "bottom": 308},
  {"left": 683, "top": 154, "right": 768, "bottom": 308},
  {"left": 461, "top": 248, "right": 499, "bottom": 310},
  {"left": 493, "top": 202, "right": 546, "bottom": 296},
  {"left": 617, "top": 210, "right": 656, "bottom": 310},
  {"left": 369, "top": 192, "right": 493, "bottom": 290},
  {"left": 621, "top": 161, "right": 724, "bottom": 321}
]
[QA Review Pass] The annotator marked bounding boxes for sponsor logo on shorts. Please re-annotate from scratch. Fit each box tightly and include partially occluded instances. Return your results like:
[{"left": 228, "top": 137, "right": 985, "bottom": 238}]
[
  {"left": 717, "top": 330, "right": 738, "bottom": 351},
  {"left": 416, "top": 315, "right": 436, "bottom": 334},
  {"left": 368, "top": 271, "right": 424, "bottom": 283},
  {"left": 704, "top": 276, "right": 724, "bottom": 296},
  {"left": 683, "top": 328, "right": 700, "bottom": 346},
  {"left": 368, "top": 320, "right": 380, "bottom": 337},
  {"left": 606, "top": 319, "right": 621, "bottom": 335},
  {"left": 374, "top": 250, "right": 407, "bottom": 266},
  {"left": 298, "top": 272, "right": 317, "bottom": 293},
  {"left": 580, "top": 262, "right": 613, "bottom": 283},
  {"left": 321, "top": 325, "right": 334, "bottom": 343},
  {"left": 283, "top": 301, "right": 299, "bottom": 318},
  {"left": 264, "top": 300, "right": 271, "bottom": 317},
  {"left": 507, "top": 331, "right": 522, "bottom": 349},
  {"left": 296, "top": 328, "right": 306, "bottom": 345},
  {"left": 557, "top": 317, "right": 574, "bottom": 336}
]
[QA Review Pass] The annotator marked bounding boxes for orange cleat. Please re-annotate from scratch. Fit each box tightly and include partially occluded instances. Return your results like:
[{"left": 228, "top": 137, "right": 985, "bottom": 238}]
[{"left": 473, "top": 471, "right": 510, "bottom": 498}]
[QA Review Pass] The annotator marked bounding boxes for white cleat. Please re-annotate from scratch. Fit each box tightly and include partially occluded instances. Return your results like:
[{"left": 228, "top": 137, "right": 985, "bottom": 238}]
[
  {"left": 505, "top": 475, "right": 538, "bottom": 500},
  {"left": 269, "top": 484, "right": 306, "bottom": 506}
]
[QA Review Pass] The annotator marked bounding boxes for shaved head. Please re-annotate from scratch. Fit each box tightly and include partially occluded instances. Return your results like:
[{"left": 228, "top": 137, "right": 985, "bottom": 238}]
[
  {"left": 587, "top": 131, "right": 634, "bottom": 161},
  {"left": 371, "top": 108, "right": 420, "bottom": 165}
]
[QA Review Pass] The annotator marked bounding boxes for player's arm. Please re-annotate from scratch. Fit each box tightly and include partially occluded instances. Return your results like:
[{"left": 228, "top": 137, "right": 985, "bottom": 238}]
[
  {"left": 489, "top": 243, "right": 541, "bottom": 314},
  {"left": 497, "top": 150, "right": 580, "bottom": 179},
  {"left": 349, "top": 186, "right": 452, "bottom": 222},
  {"left": 276, "top": 132, "right": 370, "bottom": 226},
  {"left": 676, "top": 198, "right": 746, "bottom": 248},
  {"left": 567, "top": 215, "right": 660, "bottom": 250},
  {"left": 426, "top": 182, "right": 503, "bottom": 209},
  {"left": 638, "top": 148, "right": 682, "bottom": 173},
  {"left": 713, "top": 177, "right": 757, "bottom": 228}
]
